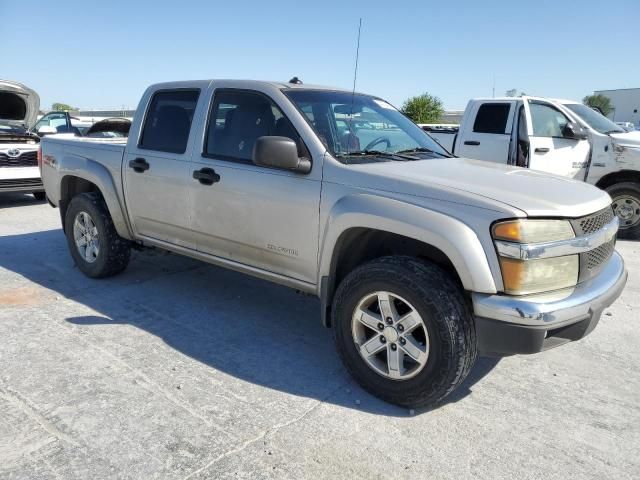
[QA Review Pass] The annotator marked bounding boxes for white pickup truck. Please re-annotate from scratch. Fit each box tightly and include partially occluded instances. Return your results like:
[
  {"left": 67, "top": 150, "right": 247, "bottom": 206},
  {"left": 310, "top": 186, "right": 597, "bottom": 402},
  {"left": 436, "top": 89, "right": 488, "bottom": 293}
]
[
  {"left": 40, "top": 79, "right": 627, "bottom": 408},
  {"left": 424, "top": 97, "right": 640, "bottom": 238}
]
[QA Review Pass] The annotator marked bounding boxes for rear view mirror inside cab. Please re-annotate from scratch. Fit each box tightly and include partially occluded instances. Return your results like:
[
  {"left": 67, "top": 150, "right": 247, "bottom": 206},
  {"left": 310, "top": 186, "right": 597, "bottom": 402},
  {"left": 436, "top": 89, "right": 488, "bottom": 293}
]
[{"left": 334, "top": 104, "right": 363, "bottom": 114}]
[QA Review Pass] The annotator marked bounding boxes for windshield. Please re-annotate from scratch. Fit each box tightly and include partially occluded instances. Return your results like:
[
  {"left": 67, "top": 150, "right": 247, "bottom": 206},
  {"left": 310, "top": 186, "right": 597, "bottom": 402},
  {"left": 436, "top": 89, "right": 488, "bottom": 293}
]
[
  {"left": 563, "top": 103, "right": 625, "bottom": 134},
  {"left": 284, "top": 90, "right": 451, "bottom": 163}
]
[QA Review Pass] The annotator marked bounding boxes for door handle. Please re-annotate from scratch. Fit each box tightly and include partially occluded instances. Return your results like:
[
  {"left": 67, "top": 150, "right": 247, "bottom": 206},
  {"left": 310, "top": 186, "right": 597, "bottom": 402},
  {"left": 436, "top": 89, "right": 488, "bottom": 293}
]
[
  {"left": 464, "top": 140, "right": 480, "bottom": 146},
  {"left": 534, "top": 148, "right": 550, "bottom": 154},
  {"left": 193, "top": 167, "right": 220, "bottom": 185},
  {"left": 129, "top": 157, "right": 150, "bottom": 172}
]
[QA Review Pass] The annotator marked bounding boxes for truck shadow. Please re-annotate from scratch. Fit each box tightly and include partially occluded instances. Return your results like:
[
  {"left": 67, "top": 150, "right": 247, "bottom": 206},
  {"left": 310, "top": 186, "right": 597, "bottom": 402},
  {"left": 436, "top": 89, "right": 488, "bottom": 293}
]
[
  {"left": 0, "top": 192, "right": 46, "bottom": 209},
  {"left": 0, "top": 228, "right": 499, "bottom": 416}
]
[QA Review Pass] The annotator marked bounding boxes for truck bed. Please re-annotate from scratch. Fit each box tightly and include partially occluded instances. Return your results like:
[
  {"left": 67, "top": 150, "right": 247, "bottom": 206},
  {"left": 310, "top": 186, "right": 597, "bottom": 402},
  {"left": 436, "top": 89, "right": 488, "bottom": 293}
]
[{"left": 40, "top": 135, "right": 127, "bottom": 206}]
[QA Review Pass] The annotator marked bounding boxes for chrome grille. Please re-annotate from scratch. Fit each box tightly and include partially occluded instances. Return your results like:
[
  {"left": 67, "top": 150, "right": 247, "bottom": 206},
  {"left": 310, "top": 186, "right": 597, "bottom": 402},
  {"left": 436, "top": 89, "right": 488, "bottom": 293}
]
[
  {"left": 572, "top": 207, "right": 614, "bottom": 236},
  {"left": 574, "top": 208, "right": 617, "bottom": 282},
  {"left": 0, "top": 151, "right": 38, "bottom": 167},
  {"left": 586, "top": 239, "right": 615, "bottom": 271}
]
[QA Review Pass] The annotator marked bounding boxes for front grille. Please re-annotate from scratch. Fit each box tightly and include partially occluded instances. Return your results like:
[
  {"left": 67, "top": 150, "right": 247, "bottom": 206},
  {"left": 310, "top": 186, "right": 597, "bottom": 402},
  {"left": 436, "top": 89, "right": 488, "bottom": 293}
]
[
  {"left": 572, "top": 207, "right": 614, "bottom": 235},
  {"left": 0, "top": 151, "right": 38, "bottom": 167},
  {"left": 0, "top": 178, "right": 43, "bottom": 190},
  {"left": 586, "top": 238, "right": 615, "bottom": 270},
  {"left": 573, "top": 207, "right": 616, "bottom": 282}
]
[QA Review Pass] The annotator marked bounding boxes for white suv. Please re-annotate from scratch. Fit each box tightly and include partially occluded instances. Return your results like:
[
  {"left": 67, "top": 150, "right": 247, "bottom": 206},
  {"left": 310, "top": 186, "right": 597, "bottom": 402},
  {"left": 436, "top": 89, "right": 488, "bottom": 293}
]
[{"left": 0, "top": 80, "right": 44, "bottom": 200}]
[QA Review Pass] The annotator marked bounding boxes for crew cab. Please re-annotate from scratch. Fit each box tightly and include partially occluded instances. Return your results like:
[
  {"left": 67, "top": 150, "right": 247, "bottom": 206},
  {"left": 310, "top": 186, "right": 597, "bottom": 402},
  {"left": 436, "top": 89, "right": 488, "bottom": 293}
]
[
  {"left": 424, "top": 97, "right": 640, "bottom": 239},
  {"left": 40, "top": 80, "right": 627, "bottom": 408},
  {"left": 0, "top": 80, "right": 44, "bottom": 199}
]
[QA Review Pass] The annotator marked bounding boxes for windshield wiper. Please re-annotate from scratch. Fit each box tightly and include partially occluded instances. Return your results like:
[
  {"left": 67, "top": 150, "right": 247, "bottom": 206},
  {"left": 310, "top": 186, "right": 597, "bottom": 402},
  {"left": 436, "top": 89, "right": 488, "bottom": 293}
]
[
  {"left": 395, "top": 147, "right": 451, "bottom": 157},
  {"left": 339, "top": 150, "right": 418, "bottom": 161}
]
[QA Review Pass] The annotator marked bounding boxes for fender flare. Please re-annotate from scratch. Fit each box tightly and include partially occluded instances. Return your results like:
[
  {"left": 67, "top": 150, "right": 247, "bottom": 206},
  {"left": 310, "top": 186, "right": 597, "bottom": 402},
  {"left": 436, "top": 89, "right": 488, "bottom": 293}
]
[
  {"left": 318, "top": 194, "right": 498, "bottom": 295},
  {"left": 57, "top": 155, "right": 134, "bottom": 240}
]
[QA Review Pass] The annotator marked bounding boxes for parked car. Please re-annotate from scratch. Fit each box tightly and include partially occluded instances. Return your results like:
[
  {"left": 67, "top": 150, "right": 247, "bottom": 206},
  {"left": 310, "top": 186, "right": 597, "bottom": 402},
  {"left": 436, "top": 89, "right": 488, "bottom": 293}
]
[
  {"left": 85, "top": 117, "right": 131, "bottom": 138},
  {"left": 33, "top": 112, "right": 131, "bottom": 138},
  {"left": 40, "top": 79, "right": 627, "bottom": 408},
  {"left": 31, "top": 111, "right": 89, "bottom": 137},
  {"left": 0, "top": 80, "right": 44, "bottom": 200},
  {"left": 425, "top": 97, "right": 640, "bottom": 238},
  {"left": 615, "top": 121, "right": 636, "bottom": 132}
]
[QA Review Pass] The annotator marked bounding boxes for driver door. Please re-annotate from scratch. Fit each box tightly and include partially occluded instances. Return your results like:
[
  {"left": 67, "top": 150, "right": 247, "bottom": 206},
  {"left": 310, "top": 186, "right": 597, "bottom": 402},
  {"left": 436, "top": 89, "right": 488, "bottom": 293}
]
[
  {"left": 521, "top": 97, "right": 590, "bottom": 179},
  {"left": 189, "top": 88, "right": 322, "bottom": 284}
]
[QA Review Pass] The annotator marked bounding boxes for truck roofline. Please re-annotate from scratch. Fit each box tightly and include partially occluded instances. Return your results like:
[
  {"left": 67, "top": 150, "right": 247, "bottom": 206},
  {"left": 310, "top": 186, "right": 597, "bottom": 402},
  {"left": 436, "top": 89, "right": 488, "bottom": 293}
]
[{"left": 146, "top": 79, "right": 357, "bottom": 94}]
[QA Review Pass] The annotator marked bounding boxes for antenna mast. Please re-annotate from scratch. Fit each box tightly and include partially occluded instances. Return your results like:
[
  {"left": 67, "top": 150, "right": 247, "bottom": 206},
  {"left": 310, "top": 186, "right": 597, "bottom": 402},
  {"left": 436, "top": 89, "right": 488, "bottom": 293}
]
[{"left": 348, "top": 18, "right": 363, "bottom": 153}]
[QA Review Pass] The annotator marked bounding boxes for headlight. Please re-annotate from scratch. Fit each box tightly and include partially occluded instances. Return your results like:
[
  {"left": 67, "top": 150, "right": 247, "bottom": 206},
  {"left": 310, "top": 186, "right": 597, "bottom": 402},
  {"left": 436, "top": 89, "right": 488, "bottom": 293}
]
[
  {"left": 498, "top": 255, "right": 579, "bottom": 295},
  {"left": 493, "top": 219, "right": 578, "bottom": 295}
]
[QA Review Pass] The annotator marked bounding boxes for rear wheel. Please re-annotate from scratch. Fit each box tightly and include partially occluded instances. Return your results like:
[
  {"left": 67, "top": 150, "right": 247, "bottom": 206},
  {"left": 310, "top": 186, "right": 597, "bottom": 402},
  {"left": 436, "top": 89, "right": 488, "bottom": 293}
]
[
  {"left": 32, "top": 191, "right": 46, "bottom": 201},
  {"left": 331, "top": 256, "right": 477, "bottom": 408},
  {"left": 64, "top": 192, "right": 131, "bottom": 278},
  {"left": 607, "top": 182, "right": 640, "bottom": 240}
]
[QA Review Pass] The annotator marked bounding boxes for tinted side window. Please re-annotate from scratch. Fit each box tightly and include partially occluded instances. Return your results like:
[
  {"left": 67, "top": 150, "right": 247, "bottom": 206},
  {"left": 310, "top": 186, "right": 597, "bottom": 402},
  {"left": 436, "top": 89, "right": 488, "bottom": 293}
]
[
  {"left": 205, "top": 90, "right": 302, "bottom": 162},
  {"left": 139, "top": 90, "right": 199, "bottom": 153},
  {"left": 473, "top": 103, "right": 511, "bottom": 134},
  {"left": 530, "top": 103, "right": 569, "bottom": 138}
]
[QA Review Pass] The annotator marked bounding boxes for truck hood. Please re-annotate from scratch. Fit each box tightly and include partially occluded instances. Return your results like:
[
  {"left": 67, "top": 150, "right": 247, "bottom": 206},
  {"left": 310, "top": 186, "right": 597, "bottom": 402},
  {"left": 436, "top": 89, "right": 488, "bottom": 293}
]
[
  {"left": 0, "top": 80, "right": 40, "bottom": 128},
  {"left": 350, "top": 158, "right": 611, "bottom": 217},
  {"left": 610, "top": 130, "right": 640, "bottom": 148}
]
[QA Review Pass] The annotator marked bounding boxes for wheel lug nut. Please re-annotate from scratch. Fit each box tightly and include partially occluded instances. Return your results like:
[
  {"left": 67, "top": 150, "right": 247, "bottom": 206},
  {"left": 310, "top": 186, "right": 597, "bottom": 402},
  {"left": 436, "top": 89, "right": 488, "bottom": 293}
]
[
  {"left": 386, "top": 317, "right": 393, "bottom": 325},
  {"left": 377, "top": 323, "right": 384, "bottom": 330},
  {"left": 391, "top": 344, "right": 397, "bottom": 351},
  {"left": 380, "top": 336, "right": 386, "bottom": 343},
  {"left": 400, "top": 338, "right": 406, "bottom": 345},
  {"left": 397, "top": 324, "right": 404, "bottom": 332}
]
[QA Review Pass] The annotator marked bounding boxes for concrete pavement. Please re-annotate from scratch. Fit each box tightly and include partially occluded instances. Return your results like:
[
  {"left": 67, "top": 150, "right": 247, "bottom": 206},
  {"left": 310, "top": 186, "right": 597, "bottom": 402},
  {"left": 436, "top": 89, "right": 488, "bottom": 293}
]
[{"left": 1, "top": 192, "right": 639, "bottom": 479}]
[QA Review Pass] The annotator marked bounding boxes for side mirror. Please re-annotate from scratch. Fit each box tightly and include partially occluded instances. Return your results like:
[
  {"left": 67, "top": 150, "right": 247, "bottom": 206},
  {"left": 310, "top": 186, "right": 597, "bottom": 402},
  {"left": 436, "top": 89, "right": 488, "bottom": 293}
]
[
  {"left": 252, "top": 136, "right": 311, "bottom": 173},
  {"left": 37, "top": 125, "right": 57, "bottom": 136},
  {"left": 562, "top": 122, "right": 588, "bottom": 140}
]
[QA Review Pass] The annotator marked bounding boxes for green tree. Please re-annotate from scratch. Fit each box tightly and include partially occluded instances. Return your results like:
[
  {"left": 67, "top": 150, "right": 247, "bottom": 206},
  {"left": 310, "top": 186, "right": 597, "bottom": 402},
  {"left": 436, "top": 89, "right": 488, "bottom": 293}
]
[
  {"left": 583, "top": 94, "right": 613, "bottom": 116},
  {"left": 52, "top": 102, "right": 74, "bottom": 111},
  {"left": 401, "top": 93, "right": 444, "bottom": 124}
]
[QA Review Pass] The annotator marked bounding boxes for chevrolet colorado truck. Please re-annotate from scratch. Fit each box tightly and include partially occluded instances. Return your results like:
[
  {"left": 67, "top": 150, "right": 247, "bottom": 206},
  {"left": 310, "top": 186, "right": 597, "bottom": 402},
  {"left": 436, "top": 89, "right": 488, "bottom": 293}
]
[
  {"left": 424, "top": 96, "right": 640, "bottom": 239},
  {"left": 40, "top": 80, "right": 628, "bottom": 408},
  {"left": 0, "top": 80, "right": 44, "bottom": 199}
]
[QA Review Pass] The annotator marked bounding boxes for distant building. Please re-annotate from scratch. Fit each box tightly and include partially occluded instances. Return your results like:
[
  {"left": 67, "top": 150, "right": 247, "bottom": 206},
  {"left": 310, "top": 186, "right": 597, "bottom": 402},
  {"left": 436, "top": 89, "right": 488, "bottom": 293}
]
[
  {"left": 442, "top": 110, "right": 463, "bottom": 124},
  {"left": 594, "top": 88, "right": 640, "bottom": 127}
]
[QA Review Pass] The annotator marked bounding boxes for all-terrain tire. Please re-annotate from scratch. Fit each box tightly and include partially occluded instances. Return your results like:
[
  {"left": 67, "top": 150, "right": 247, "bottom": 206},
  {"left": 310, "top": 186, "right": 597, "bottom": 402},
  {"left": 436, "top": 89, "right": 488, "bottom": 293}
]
[
  {"left": 607, "top": 182, "right": 640, "bottom": 240},
  {"left": 331, "top": 256, "right": 477, "bottom": 408},
  {"left": 64, "top": 192, "right": 131, "bottom": 278}
]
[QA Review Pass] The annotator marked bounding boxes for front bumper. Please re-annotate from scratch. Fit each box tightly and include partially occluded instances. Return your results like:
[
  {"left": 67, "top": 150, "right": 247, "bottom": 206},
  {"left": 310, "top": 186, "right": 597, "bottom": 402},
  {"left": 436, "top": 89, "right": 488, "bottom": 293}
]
[
  {"left": 472, "top": 251, "right": 627, "bottom": 355},
  {"left": 0, "top": 166, "right": 43, "bottom": 193}
]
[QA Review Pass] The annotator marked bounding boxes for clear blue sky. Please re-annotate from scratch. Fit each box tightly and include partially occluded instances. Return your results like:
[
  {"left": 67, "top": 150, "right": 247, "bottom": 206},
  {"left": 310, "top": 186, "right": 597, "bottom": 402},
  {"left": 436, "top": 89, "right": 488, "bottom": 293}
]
[{"left": 3, "top": 0, "right": 639, "bottom": 111}]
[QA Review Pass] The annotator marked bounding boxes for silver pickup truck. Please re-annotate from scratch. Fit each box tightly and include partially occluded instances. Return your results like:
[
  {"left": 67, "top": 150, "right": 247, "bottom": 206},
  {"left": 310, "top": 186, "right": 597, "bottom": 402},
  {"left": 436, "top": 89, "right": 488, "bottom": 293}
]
[{"left": 40, "top": 79, "right": 628, "bottom": 408}]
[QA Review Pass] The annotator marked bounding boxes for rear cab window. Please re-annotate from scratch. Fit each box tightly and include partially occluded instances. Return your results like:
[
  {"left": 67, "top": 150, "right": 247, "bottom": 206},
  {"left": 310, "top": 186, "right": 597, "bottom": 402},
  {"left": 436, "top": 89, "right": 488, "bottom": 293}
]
[
  {"left": 139, "top": 90, "right": 200, "bottom": 153},
  {"left": 473, "top": 103, "right": 511, "bottom": 134}
]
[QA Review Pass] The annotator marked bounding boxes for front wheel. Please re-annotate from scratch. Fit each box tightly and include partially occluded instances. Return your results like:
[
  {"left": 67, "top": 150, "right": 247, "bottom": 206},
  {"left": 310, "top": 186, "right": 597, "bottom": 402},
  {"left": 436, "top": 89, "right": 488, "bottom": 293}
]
[
  {"left": 64, "top": 192, "right": 131, "bottom": 278},
  {"left": 607, "top": 182, "right": 640, "bottom": 240},
  {"left": 331, "top": 256, "right": 477, "bottom": 408}
]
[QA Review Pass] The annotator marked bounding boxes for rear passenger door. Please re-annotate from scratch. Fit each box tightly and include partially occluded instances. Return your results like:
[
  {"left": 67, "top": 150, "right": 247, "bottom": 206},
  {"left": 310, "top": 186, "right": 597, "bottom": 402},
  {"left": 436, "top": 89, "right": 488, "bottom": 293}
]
[
  {"left": 189, "top": 88, "right": 321, "bottom": 284},
  {"left": 456, "top": 102, "right": 514, "bottom": 163},
  {"left": 123, "top": 89, "right": 200, "bottom": 248}
]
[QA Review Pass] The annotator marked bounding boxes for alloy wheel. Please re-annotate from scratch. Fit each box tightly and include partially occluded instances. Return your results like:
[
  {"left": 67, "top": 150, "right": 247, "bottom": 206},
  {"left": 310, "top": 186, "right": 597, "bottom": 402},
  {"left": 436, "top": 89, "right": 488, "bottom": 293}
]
[{"left": 351, "top": 291, "right": 429, "bottom": 380}]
